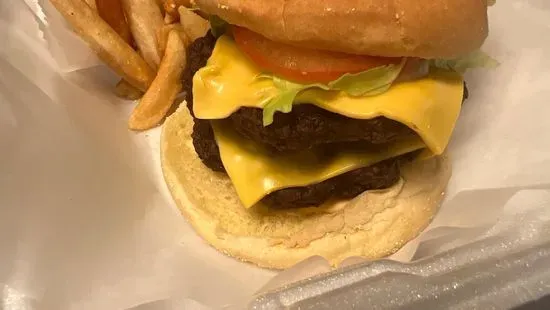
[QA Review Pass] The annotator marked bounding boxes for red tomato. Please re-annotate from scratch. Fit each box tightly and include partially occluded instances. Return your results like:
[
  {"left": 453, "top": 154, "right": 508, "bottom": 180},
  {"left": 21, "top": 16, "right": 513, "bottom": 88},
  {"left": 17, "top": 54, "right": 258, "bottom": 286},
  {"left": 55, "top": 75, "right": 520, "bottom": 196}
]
[{"left": 232, "top": 27, "right": 403, "bottom": 84}]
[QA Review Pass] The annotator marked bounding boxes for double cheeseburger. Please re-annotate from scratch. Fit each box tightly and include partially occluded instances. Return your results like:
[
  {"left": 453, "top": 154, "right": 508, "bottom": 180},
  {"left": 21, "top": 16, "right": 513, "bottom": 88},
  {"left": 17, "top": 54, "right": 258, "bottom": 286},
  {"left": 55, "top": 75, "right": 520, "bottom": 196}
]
[{"left": 161, "top": 0, "right": 491, "bottom": 268}]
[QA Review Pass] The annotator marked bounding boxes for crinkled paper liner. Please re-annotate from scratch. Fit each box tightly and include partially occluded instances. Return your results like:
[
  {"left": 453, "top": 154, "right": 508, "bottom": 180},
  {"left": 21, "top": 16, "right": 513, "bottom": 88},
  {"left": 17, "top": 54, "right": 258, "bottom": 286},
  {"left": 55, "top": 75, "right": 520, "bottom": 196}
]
[{"left": 1, "top": 0, "right": 550, "bottom": 309}]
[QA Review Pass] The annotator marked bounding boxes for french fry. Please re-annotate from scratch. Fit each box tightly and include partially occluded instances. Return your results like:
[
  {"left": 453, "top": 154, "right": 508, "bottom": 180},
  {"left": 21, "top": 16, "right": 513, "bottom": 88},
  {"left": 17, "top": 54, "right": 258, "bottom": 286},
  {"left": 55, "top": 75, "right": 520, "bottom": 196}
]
[
  {"left": 164, "top": 12, "right": 177, "bottom": 25},
  {"left": 95, "top": 0, "right": 143, "bottom": 98},
  {"left": 121, "top": 0, "right": 164, "bottom": 70},
  {"left": 129, "top": 30, "right": 187, "bottom": 130},
  {"left": 83, "top": 0, "right": 96, "bottom": 10},
  {"left": 96, "top": 0, "right": 133, "bottom": 44},
  {"left": 50, "top": 0, "right": 155, "bottom": 92},
  {"left": 155, "top": 0, "right": 165, "bottom": 12},
  {"left": 178, "top": 6, "right": 210, "bottom": 41},
  {"left": 164, "top": 0, "right": 191, "bottom": 21},
  {"left": 158, "top": 24, "right": 189, "bottom": 57},
  {"left": 115, "top": 80, "right": 144, "bottom": 100}
]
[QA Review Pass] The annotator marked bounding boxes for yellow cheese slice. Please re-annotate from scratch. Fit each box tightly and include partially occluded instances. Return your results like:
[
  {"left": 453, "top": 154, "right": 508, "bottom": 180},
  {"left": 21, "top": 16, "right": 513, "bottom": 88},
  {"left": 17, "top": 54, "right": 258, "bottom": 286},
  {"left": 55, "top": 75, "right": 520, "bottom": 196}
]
[
  {"left": 193, "top": 35, "right": 464, "bottom": 155},
  {"left": 212, "top": 120, "right": 425, "bottom": 208}
]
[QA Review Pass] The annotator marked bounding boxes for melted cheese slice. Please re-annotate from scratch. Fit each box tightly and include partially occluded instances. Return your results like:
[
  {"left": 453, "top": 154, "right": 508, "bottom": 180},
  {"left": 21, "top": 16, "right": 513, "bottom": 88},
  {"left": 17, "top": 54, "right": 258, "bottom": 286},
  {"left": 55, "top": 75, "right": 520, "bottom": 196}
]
[
  {"left": 193, "top": 36, "right": 464, "bottom": 155},
  {"left": 212, "top": 121, "right": 425, "bottom": 208},
  {"left": 192, "top": 35, "right": 465, "bottom": 208}
]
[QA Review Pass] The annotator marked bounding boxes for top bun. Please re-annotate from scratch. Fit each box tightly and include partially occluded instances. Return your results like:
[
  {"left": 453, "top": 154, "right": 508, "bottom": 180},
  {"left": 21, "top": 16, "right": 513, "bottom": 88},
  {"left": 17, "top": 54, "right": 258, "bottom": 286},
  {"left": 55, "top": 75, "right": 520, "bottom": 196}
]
[{"left": 194, "top": 0, "right": 489, "bottom": 58}]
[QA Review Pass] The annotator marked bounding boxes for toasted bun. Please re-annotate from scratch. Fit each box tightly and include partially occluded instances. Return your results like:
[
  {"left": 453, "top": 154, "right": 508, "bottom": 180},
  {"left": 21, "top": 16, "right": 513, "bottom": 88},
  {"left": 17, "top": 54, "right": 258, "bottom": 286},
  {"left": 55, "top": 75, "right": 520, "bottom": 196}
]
[
  {"left": 194, "top": 0, "right": 489, "bottom": 58},
  {"left": 161, "top": 105, "right": 452, "bottom": 269}
]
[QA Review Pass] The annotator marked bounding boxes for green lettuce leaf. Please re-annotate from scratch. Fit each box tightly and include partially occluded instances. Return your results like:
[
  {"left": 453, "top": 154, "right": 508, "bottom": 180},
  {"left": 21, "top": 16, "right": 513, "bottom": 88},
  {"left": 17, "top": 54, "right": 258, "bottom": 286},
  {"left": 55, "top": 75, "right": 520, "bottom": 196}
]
[
  {"left": 329, "top": 62, "right": 405, "bottom": 96},
  {"left": 259, "top": 62, "right": 404, "bottom": 125},
  {"left": 260, "top": 77, "right": 327, "bottom": 125},
  {"left": 208, "top": 15, "right": 228, "bottom": 37},
  {"left": 431, "top": 50, "right": 499, "bottom": 74},
  {"left": 262, "top": 89, "right": 300, "bottom": 126}
]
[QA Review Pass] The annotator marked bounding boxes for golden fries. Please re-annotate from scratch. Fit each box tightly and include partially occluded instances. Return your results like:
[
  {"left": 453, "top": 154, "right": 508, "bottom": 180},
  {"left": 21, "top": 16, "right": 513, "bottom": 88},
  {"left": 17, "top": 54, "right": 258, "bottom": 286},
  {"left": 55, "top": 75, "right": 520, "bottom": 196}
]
[
  {"left": 50, "top": 0, "right": 155, "bottom": 92},
  {"left": 50, "top": 0, "right": 206, "bottom": 129},
  {"left": 164, "top": 0, "right": 192, "bottom": 21},
  {"left": 158, "top": 24, "right": 189, "bottom": 57},
  {"left": 164, "top": 14, "right": 176, "bottom": 25},
  {"left": 128, "top": 30, "right": 186, "bottom": 130},
  {"left": 83, "top": 0, "right": 96, "bottom": 10},
  {"left": 155, "top": 0, "right": 165, "bottom": 12},
  {"left": 121, "top": 0, "right": 164, "bottom": 70},
  {"left": 95, "top": 0, "right": 144, "bottom": 98},
  {"left": 178, "top": 6, "right": 209, "bottom": 41},
  {"left": 115, "top": 79, "right": 144, "bottom": 100},
  {"left": 96, "top": 0, "right": 133, "bottom": 45}
]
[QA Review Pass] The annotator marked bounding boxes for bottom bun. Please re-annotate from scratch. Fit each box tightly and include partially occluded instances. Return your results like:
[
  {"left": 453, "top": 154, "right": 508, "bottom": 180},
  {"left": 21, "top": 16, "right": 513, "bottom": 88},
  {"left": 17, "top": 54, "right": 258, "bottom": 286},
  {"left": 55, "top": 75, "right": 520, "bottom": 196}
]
[{"left": 161, "top": 105, "right": 452, "bottom": 269}]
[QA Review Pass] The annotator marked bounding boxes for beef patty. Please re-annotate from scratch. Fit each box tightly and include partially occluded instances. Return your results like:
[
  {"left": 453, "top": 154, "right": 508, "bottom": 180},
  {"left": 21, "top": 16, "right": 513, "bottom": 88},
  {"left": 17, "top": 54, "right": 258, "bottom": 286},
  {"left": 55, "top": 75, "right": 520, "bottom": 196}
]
[
  {"left": 182, "top": 32, "right": 464, "bottom": 208},
  {"left": 229, "top": 106, "right": 416, "bottom": 153},
  {"left": 262, "top": 157, "right": 402, "bottom": 209}
]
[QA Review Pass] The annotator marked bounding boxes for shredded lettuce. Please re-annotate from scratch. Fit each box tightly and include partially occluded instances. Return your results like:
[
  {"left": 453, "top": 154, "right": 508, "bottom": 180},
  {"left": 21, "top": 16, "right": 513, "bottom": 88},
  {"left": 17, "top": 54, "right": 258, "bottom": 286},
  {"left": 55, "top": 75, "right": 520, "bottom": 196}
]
[
  {"left": 259, "top": 61, "right": 405, "bottom": 125},
  {"left": 431, "top": 50, "right": 499, "bottom": 74}
]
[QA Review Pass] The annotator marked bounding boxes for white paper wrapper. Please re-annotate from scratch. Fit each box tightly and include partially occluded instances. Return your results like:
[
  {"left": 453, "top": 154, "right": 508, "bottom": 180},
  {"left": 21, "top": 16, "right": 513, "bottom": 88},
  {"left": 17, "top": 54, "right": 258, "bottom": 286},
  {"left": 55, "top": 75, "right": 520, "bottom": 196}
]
[{"left": 1, "top": 0, "right": 550, "bottom": 309}]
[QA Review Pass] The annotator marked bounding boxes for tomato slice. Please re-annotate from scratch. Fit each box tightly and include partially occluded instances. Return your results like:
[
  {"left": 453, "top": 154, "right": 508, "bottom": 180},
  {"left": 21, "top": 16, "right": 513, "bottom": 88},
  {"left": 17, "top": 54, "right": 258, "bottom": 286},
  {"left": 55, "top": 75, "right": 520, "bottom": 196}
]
[{"left": 232, "top": 26, "right": 403, "bottom": 84}]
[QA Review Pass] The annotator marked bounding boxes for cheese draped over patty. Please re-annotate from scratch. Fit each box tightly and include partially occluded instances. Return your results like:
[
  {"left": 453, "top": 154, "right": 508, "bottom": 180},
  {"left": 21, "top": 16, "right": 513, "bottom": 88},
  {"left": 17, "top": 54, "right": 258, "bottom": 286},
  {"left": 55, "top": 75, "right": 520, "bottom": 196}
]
[{"left": 191, "top": 35, "right": 464, "bottom": 208}]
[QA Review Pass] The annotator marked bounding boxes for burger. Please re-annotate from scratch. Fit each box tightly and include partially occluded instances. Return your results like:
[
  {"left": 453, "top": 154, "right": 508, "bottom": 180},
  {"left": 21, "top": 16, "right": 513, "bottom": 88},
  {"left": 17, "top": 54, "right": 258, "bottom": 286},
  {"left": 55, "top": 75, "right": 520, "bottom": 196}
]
[{"left": 161, "top": 0, "right": 494, "bottom": 269}]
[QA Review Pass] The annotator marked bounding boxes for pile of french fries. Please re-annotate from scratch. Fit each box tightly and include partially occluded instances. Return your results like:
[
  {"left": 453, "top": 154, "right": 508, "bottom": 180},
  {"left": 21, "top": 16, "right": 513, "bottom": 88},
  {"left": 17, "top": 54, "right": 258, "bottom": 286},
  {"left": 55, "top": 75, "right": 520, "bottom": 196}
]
[{"left": 50, "top": 0, "right": 210, "bottom": 130}]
